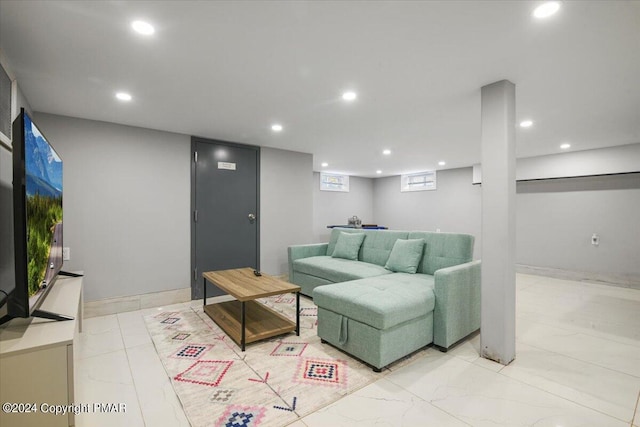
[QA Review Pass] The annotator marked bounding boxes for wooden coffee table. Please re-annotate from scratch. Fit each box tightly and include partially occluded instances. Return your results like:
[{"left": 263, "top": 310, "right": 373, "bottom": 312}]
[{"left": 202, "top": 268, "right": 301, "bottom": 351}]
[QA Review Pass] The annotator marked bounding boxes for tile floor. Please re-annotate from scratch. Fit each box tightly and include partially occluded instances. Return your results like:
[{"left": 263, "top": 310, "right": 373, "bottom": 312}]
[{"left": 75, "top": 274, "right": 640, "bottom": 427}]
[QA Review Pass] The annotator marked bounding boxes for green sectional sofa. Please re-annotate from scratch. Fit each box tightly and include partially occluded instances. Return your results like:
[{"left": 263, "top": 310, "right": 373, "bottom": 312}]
[{"left": 288, "top": 228, "right": 481, "bottom": 371}]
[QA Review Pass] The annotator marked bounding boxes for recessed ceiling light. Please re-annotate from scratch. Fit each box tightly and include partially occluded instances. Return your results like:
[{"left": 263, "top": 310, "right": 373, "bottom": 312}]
[
  {"left": 438, "top": 161, "right": 446, "bottom": 166},
  {"left": 383, "top": 149, "right": 391, "bottom": 155},
  {"left": 271, "top": 124, "right": 283, "bottom": 132},
  {"left": 560, "top": 143, "right": 571, "bottom": 149},
  {"left": 115, "top": 92, "right": 132, "bottom": 101},
  {"left": 131, "top": 20, "right": 155, "bottom": 35},
  {"left": 520, "top": 120, "right": 533, "bottom": 128},
  {"left": 376, "top": 170, "right": 382, "bottom": 174},
  {"left": 342, "top": 91, "right": 357, "bottom": 101},
  {"left": 321, "top": 162, "right": 328, "bottom": 167},
  {"left": 533, "top": 2, "right": 560, "bottom": 19}
]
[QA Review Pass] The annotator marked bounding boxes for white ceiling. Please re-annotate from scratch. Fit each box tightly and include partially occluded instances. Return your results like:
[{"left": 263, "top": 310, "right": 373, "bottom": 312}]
[{"left": 1, "top": 1, "right": 639, "bottom": 177}]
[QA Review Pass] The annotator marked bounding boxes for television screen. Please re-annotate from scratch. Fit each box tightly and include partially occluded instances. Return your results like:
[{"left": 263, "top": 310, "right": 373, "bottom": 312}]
[
  {"left": 0, "top": 109, "right": 71, "bottom": 324},
  {"left": 22, "top": 113, "right": 63, "bottom": 309},
  {"left": 3, "top": 109, "right": 69, "bottom": 321}
]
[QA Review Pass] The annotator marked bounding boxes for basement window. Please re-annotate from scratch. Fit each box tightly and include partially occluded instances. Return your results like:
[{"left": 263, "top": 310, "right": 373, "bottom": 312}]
[
  {"left": 401, "top": 171, "right": 437, "bottom": 192},
  {"left": 320, "top": 173, "right": 350, "bottom": 192}
]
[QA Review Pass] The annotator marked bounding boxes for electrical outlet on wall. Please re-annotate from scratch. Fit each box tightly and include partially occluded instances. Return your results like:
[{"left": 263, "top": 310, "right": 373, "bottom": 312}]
[{"left": 63, "top": 247, "right": 71, "bottom": 261}]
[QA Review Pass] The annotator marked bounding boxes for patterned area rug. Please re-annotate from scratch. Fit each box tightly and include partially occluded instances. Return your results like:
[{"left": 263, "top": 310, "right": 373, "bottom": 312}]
[{"left": 145, "top": 295, "right": 400, "bottom": 427}]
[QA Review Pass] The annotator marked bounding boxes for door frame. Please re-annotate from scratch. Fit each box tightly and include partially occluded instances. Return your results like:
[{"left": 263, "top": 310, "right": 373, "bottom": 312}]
[{"left": 190, "top": 136, "right": 260, "bottom": 299}]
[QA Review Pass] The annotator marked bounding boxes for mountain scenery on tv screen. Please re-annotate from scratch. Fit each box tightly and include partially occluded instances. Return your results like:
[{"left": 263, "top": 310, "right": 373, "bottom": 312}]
[{"left": 24, "top": 114, "right": 62, "bottom": 298}]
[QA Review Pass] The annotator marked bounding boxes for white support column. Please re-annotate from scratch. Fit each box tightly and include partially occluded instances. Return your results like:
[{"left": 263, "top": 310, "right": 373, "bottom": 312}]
[{"left": 480, "top": 80, "right": 516, "bottom": 365}]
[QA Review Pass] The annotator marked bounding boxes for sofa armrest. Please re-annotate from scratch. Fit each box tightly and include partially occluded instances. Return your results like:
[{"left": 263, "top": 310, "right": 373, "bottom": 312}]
[
  {"left": 433, "top": 260, "right": 481, "bottom": 349},
  {"left": 287, "top": 243, "right": 329, "bottom": 280}
]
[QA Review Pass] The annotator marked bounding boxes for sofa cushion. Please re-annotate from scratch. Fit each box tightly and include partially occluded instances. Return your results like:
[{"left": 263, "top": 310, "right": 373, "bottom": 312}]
[
  {"left": 327, "top": 228, "right": 410, "bottom": 266},
  {"left": 360, "top": 230, "right": 411, "bottom": 266},
  {"left": 293, "top": 256, "right": 392, "bottom": 283},
  {"left": 313, "top": 273, "right": 435, "bottom": 330},
  {"left": 331, "top": 232, "right": 365, "bottom": 260},
  {"left": 385, "top": 238, "right": 425, "bottom": 273},
  {"left": 409, "top": 232, "right": 474, "bottom": 275}
]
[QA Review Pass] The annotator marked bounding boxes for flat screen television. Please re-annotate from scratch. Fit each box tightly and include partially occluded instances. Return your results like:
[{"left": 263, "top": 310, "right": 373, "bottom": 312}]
[{"left": 0, "top": 109, "right": 77, "bottom": 325}]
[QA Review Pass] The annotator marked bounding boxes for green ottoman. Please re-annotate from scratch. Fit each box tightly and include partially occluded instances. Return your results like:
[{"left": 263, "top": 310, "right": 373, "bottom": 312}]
[{"left": 313, "top": 273, "right": 435, "bottom": 371}]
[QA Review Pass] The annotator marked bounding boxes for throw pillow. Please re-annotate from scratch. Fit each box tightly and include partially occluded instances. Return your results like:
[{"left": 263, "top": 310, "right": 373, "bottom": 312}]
[
  {"left": 385, "top": 238, "right": 425, "bottom": 274},
  {"left": 331, "top": 232, "right": 365, "bottom": 260}
]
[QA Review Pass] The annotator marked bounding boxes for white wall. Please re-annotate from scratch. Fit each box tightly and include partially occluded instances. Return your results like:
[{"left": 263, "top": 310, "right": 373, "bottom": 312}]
[
  {"left": 260, "top": 147, "right": 313, "bottom": 275},
  {"left": 30, "top": 114, "right": 317, "bottom": 300},
  {"left": 312, "top": 172, "right": 374, "bottom": 243},
  {"left": 14, "top": 85, "right": 32, "bottom": 118},
  {"left": 516, "top": 173, "right": 640, "bottom": 282},
  {"left": 373, "top": 168, "right": 482, "bottom": 257},
  {"left": 34, "top": 113, "right": 191, "bottom": 302},
  {"left": 372, "top": 164, "right": 640, "bottom": 284}
]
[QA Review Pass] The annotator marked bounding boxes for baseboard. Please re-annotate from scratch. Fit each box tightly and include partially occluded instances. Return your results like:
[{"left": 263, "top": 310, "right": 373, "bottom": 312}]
[
  {"left": 83, "top": 274, "right": 290, "bottom": 318},
  {"left": 516, "top": 264, "right": 640, "bottom": 290},
  {"left": 84, "top": 287, "right": 191, "bottom": 318}
]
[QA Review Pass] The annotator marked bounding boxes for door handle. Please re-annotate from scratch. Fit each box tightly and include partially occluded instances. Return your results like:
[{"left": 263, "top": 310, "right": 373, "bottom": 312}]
[{"left": 248, "top": 213, "right": 256, "bottom": 223}]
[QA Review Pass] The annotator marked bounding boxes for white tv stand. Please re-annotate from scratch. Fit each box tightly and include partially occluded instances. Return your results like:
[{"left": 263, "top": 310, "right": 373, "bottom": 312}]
[{"left": 0, "top": 275, "right": 83, "bottom": 427}]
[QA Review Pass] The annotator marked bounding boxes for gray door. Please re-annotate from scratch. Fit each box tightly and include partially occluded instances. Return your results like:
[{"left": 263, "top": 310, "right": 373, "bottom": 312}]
[{"left": 191, "top": 138, "right": 260, "bottom": 299}]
